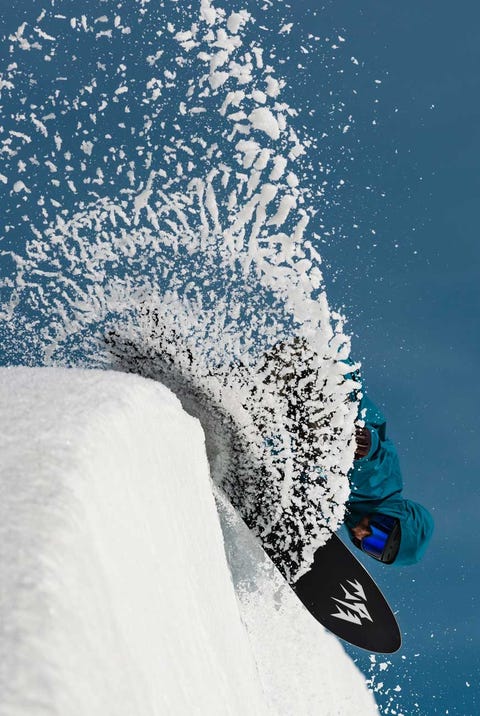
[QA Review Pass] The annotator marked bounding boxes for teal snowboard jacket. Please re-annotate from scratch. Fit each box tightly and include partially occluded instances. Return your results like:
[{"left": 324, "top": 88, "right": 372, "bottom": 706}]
[{"left": 346, "top": 394, "right": 434, "bottom": 566}]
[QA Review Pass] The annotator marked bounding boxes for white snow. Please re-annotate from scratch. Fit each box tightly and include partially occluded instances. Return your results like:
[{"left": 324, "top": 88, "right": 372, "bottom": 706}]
[
  {"left": 248, "top": 107, "right": 281, "bottom": 140},
  {"left": 0, "top": 367, "right": 377, "bottom": 715},
  {"left": 1, "top": 0, "right": 360, "bottom": 606},
  {"left": 13, "top": 180, "right": 29, "bottom": 193},
  {"left": 216, "top": 490, "right": 377, "bottom": 715}
]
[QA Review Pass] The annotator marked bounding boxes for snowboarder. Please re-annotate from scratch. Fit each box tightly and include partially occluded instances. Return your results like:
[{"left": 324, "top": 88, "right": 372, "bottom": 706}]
[
  {"left": 347, "top": 392, "right": 434, "bottom": 566},
  {"left": 254, "top": 336, "right": 434, "bottom": 568}
]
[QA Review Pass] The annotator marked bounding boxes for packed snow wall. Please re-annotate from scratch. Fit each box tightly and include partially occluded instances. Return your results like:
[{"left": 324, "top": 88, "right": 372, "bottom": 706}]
[
  {"left": 0, "top": 367, "right": 377, "bottom": 715},
  {"left": 0, "top": 367, "right": 268, "bottom": 715}
]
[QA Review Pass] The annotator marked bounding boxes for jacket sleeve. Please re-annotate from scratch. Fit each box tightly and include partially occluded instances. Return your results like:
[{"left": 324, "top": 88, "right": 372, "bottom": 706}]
[{"left": 349, "top": 395, "right": 404, "bottom": 506}]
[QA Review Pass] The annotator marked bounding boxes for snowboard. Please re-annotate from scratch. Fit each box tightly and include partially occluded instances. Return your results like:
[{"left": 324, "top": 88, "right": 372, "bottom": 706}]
[{"left": 292, "top": 533, "right": 401, "bottom": 653}]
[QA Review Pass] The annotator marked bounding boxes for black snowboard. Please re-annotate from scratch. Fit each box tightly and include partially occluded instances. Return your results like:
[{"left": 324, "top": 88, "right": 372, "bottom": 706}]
[{"left": 292, "top": 533, "right": 401, "bottom": 653}]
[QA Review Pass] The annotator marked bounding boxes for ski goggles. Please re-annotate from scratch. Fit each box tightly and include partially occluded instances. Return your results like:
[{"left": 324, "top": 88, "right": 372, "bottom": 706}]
[{"left": 356, "top": 514, "right": 401, "bottom": 564}]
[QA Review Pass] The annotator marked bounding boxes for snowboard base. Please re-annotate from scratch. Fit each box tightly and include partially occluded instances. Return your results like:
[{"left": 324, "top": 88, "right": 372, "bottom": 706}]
[{"left": 293, "top": 533, "right": 401, "bottom": 653}]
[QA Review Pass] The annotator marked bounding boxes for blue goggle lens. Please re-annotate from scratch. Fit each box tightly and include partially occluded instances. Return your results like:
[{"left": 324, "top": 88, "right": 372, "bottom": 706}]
[
  {"left": 361, "top": 523, "right": 390, "bottom": 558},
  {"left": 360, "top": 515, "right": 400, "bottom": 563}
]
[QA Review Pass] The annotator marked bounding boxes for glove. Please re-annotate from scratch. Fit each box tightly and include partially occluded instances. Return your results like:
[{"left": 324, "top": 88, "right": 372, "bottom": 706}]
[{"left": 354, "top": 425, "right": 372, "bottom": 460}]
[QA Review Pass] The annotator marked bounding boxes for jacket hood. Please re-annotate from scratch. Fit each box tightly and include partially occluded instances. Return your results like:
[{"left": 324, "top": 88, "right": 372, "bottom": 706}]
[{"left": 392, "top": 499, "right": 435, "bottom": 566}]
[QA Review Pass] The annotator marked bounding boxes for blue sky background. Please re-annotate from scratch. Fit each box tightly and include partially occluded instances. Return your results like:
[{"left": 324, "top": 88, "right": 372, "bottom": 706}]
[
  {"left": 293, "top": 1, "right": 479, "bottom": 713},
  {"left": 1, "top": 1, "right": 479, "bottom": 713}
]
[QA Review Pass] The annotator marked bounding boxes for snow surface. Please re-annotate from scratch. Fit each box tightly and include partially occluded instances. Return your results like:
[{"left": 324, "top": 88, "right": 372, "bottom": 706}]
[{"left": 0, "top": 367, "right": 377, "bottom": 715}]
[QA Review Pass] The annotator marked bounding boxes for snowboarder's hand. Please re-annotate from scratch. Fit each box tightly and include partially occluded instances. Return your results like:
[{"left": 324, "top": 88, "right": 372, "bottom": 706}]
[{"left": 354, "top": 426, "right": 371, "bottom": 459}]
